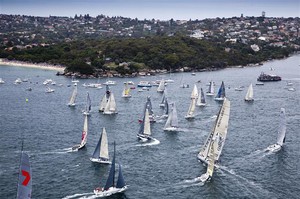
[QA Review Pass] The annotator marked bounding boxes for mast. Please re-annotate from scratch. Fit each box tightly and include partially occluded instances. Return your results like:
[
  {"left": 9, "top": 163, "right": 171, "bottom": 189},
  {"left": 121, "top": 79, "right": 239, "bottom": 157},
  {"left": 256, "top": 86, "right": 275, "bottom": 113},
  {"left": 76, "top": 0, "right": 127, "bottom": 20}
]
[{"left": 276, "top": 108, "right": 286, "bottom": 146}]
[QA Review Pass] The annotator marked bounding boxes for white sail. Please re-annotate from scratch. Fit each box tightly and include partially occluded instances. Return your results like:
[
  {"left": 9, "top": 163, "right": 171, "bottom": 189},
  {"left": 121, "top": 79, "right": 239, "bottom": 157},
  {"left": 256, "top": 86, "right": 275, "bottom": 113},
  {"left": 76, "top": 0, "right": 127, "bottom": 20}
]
[
  {"left": 191, "top": 84, "right": 199, "bottom": 99},
  {"left": 104, "top": 93, "right": 117, "bottom": 114},
  {"left": 198, "top": 98, "right": 230, "bottom": 163},
  {"left": 80, "top": 115, "right": 88, "bottom": 147},
  {"left": 157, "top": 79, "right": 165, "bottom": 92},
  {"left": 276, "top": 108, "right": 286, "bottom": 146},
  {"left": 185, "top": 98, "right": 196, "bottom": 119},
  {"left": 17, "top": 152, "right": 32, "bottom": 199},
  {"left": 143, "top": 109, "right": 151, "bottom": 136},
  {"left": 164, "top": 103, "right": 178, "bottom": 131},
  {"left": 206, "top": 81, "right": 214, "bottom": 96},
  {"left": 99, "top": 95, "right": 108, "bottom": 111},
  {"left": 99, "top": 128, "right": 109, "bottom": 160},
  {"left": 244, "top": 83, "right": 254, "bottom": 101},
  {"left": 99, "top": 86, "right": 110, "bottom": 111},
  {"left": 68, "top": 85, "right": 77, "bottom": 106}
]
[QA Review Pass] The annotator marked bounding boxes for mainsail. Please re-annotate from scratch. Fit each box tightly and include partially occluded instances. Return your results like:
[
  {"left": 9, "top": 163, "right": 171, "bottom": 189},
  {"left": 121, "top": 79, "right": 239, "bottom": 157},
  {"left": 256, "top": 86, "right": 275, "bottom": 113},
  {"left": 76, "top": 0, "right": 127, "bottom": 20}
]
[
  {"left": 164, "top": 102, "right": 178, "bottom": 130},
  {"left": 104, "top": 92, "right": 117, "bottom": 114},
  {"left": 191, "top": 84, "right": 199, "bottom": 99},
  {"left": 122, "top": 83, "right": 131, "bottom": 97},
  {"left": 206, "top": 81, "right": 214, "bottom": 95},
  {"left": 99, "top": 85, "right": 110, "bottom": 112},
  {"left": 91, "top": 128, "right": 109, "bottom": 161},
  {"left": 196, "top": 88, "right": 206, "bottom": 106},
  {"left": 185, "top": 98, "right": 196, "bottom": 118},
  {"left": 276, "top": 108, "right": 286, "bottom": 146},
  {"left": 138, "top": 109, "right": 151, "bottom": 136},
  {"left": 80, "top": 115, "right": 88, "bottom": 147},
  {"left": 157, "top": 79, "right": 165, "bottom": 92},
  {"left": 68, "top": 85, "right": 77, "bottom": 106},
  {"left": 215, "top": 81, "right": 226, "bottom": 100},
  {"left": 244, "top": 83, "right": 254, "bottom": 101},
  {"left": 17, "top": 152, "right": 32, "bottom": 199},
  {"left": 198, "top": 98, "right": 230, "bottom": 163},
  {"left": 116, "top": 163, "right": 126, "bottom": 188}
]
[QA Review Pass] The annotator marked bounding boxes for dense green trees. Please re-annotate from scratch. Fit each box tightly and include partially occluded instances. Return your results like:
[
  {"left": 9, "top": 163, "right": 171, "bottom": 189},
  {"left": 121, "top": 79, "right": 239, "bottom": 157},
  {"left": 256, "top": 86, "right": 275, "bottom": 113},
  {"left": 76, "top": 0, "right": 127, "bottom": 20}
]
[{"left": 0, "top": 35, "right": 296, "bottom": 75}]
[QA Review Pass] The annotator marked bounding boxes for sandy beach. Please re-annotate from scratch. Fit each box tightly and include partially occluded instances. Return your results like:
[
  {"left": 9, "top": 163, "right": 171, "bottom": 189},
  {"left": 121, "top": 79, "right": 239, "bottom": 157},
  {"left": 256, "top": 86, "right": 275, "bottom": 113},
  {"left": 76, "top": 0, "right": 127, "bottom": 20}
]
[{"left": 0, "top": 59, "right": 65, "bottom": 72}]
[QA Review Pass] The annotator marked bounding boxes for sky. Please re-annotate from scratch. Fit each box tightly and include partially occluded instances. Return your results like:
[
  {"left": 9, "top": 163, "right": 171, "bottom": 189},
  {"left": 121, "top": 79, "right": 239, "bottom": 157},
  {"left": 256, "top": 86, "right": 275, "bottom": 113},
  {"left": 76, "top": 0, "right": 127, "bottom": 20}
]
[{"left": 0, "top": 0, "right": 299, "bottom": 20}]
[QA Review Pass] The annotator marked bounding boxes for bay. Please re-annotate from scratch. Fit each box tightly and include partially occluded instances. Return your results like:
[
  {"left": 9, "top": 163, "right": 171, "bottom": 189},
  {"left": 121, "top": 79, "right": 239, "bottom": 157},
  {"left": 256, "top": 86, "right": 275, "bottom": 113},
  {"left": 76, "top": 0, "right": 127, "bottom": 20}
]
[{"left": 0, "top": 54, "right": 299, "bottom": 199}]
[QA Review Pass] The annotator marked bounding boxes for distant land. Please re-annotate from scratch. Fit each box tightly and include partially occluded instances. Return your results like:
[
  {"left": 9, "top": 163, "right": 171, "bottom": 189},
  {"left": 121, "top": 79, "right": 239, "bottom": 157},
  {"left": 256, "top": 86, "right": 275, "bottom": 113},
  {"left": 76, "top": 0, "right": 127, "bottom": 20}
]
[{"left": 0, "top": 14, "right": 299, "bottom": 77}]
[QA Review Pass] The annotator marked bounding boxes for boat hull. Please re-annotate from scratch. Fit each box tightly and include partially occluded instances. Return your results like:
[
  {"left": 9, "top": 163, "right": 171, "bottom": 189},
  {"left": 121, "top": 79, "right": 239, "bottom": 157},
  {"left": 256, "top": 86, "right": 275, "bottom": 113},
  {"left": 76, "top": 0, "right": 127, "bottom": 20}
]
[
  {"left": 72, "top": 144, "right": 85, "bottom": 151},
  {"left": 137, "top": 134, "right": 152, "bottom": 142},
  {"left": 214, "top": 97, "right": 225, "bottom": 101},
  {"left": 266, "top": 144, "right": 282, "bottom": 152},
  {"left": 90, "top": 158, "right": 111, "bottom": 164},
  {"left": 163, "top": 127, "right": 178, "bottom": 132},
  {"left": 94, "top": 186, "right": 128, "bottom": 197}
]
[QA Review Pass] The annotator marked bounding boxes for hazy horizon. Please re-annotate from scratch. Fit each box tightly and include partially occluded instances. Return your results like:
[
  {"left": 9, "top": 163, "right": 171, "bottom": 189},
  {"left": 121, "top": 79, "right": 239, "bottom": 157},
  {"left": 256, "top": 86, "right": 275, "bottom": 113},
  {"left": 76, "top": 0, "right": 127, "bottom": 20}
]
[{"left": 1, "top": 0, "right": 299, "bottom": 20}]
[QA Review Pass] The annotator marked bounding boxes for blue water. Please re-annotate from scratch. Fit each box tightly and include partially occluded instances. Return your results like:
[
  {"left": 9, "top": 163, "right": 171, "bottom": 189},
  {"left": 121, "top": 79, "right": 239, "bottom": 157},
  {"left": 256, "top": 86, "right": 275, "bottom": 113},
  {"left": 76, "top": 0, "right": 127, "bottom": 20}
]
[{"left": 0, "top": 55, "right": 300, "bottom": 199}]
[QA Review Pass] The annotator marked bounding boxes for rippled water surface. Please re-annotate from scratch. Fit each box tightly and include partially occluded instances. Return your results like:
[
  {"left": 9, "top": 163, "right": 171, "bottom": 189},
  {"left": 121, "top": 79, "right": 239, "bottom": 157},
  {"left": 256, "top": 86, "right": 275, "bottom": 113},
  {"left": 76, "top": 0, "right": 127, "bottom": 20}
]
[{"left": 0, "top": 55, "right": 300, "bottom": 199}]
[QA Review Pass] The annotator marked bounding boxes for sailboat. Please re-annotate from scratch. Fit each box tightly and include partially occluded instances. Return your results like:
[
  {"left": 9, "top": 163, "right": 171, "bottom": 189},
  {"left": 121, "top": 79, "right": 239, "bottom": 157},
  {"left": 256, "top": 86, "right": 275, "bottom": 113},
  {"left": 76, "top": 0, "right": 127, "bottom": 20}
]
[
  {"left": 90, "top": 127, "right": 111, "bottom": 164},
  {"left": 17, "top": 144, "right": 32, "bottom": 199},
  {"left": 99, "top": 85, "right": 110, "bottom": 112},
  {"left": 72, "top": 115, "right": 88, "bottom": 151},
  {"left": 214, "top": 81, "right": 226, "bottom": 101},
  {"left": 244, "top": 83, "right": 254, "bottom": 101},
  {"left": 157, "top": 79, "right": 165, "bottom": 93},
  {"left": 137, "top": 109, "right": 153, "bottom": 142},
  {"left": 191, "top": 84, "right": 199, "bottom": 99},
  {"left": 83, "top": 91, "right": 92, "bottom": 115},
  {"left": 162, "top": 97, "right": 169, "bottom": 118},
  {"left": 206, "top": 81, "right": 214, "bottom": 96},
  {"left": 185, "top": 98, "right": 196, "bottom": 119},
  {"left": 159, "top": 88, "right": 167, "bottom": 107},
  {"left": 103, "top": 92, "right": 117, "bottom": 115},
  {"left": 198, "top": 98, "right": 230, "bottom": 164},
  {"left": 266, "top": 108, "right": 286, "bottom": 152},
  {"left": 122, "top": 82, "right": 131, "bottom": 98},
  {"left": 139, "top": 96, "right": 155, "bottom": 123},
  {"left": 199, "top": 134, "right": 219, "bottom": 182},
  {"left": 163, "top": 102, "right": 179, "bottom": 132},
  {"left": 67, "top": 85, "right": 77, "bottom": 107},
  {"left": 94, "top": 142, "right": 128, "bottom": 197},
  {"left": 196, "top": 88, "right": 206, "bottom": 107}
]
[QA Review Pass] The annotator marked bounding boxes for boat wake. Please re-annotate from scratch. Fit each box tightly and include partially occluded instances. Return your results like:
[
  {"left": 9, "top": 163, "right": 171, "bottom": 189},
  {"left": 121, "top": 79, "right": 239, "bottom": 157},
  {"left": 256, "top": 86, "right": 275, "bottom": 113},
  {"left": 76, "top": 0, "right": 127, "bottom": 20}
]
[
  {"left": 217, "top": 164, "right": 274, "bottom": 197},
  {"left": 31, "top": 147, "right": 75, "bottom": 155},
  {"left": 136, "top": 138, "right": 160, "bottom": 146},
  {"left": 62, "top": 192, "right": 94, "bottom": 199},
  {"left": 175, "top": 177, "right": 205, "bottom": 188}
]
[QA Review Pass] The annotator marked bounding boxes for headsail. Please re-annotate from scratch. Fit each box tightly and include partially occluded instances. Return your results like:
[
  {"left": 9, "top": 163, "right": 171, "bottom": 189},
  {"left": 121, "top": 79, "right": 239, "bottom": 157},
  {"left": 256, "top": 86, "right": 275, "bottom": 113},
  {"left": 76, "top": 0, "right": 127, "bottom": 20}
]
[
  {"left": 116, "top": 163, "right": 126, "bottom": 189},
  {"left": 276, "top": 108, "right": 286, "bottom": 146},
  {"left": 17, "top": 152, "right": 32, "bottom": 199}
]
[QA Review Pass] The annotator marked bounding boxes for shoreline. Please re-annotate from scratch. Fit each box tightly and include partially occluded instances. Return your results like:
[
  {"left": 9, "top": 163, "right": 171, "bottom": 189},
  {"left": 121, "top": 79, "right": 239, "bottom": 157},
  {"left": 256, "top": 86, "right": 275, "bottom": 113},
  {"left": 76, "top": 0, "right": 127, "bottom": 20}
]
[{"left": 0, "top": 59, "right": 65, "bottom": 72}]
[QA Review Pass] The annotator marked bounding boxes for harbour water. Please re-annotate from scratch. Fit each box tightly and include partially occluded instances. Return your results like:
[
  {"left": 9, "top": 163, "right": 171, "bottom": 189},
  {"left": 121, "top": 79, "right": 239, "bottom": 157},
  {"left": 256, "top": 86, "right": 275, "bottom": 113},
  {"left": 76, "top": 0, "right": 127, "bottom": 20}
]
[{"left": 0, "top": 54, "right": 299, "bottom": 198}]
